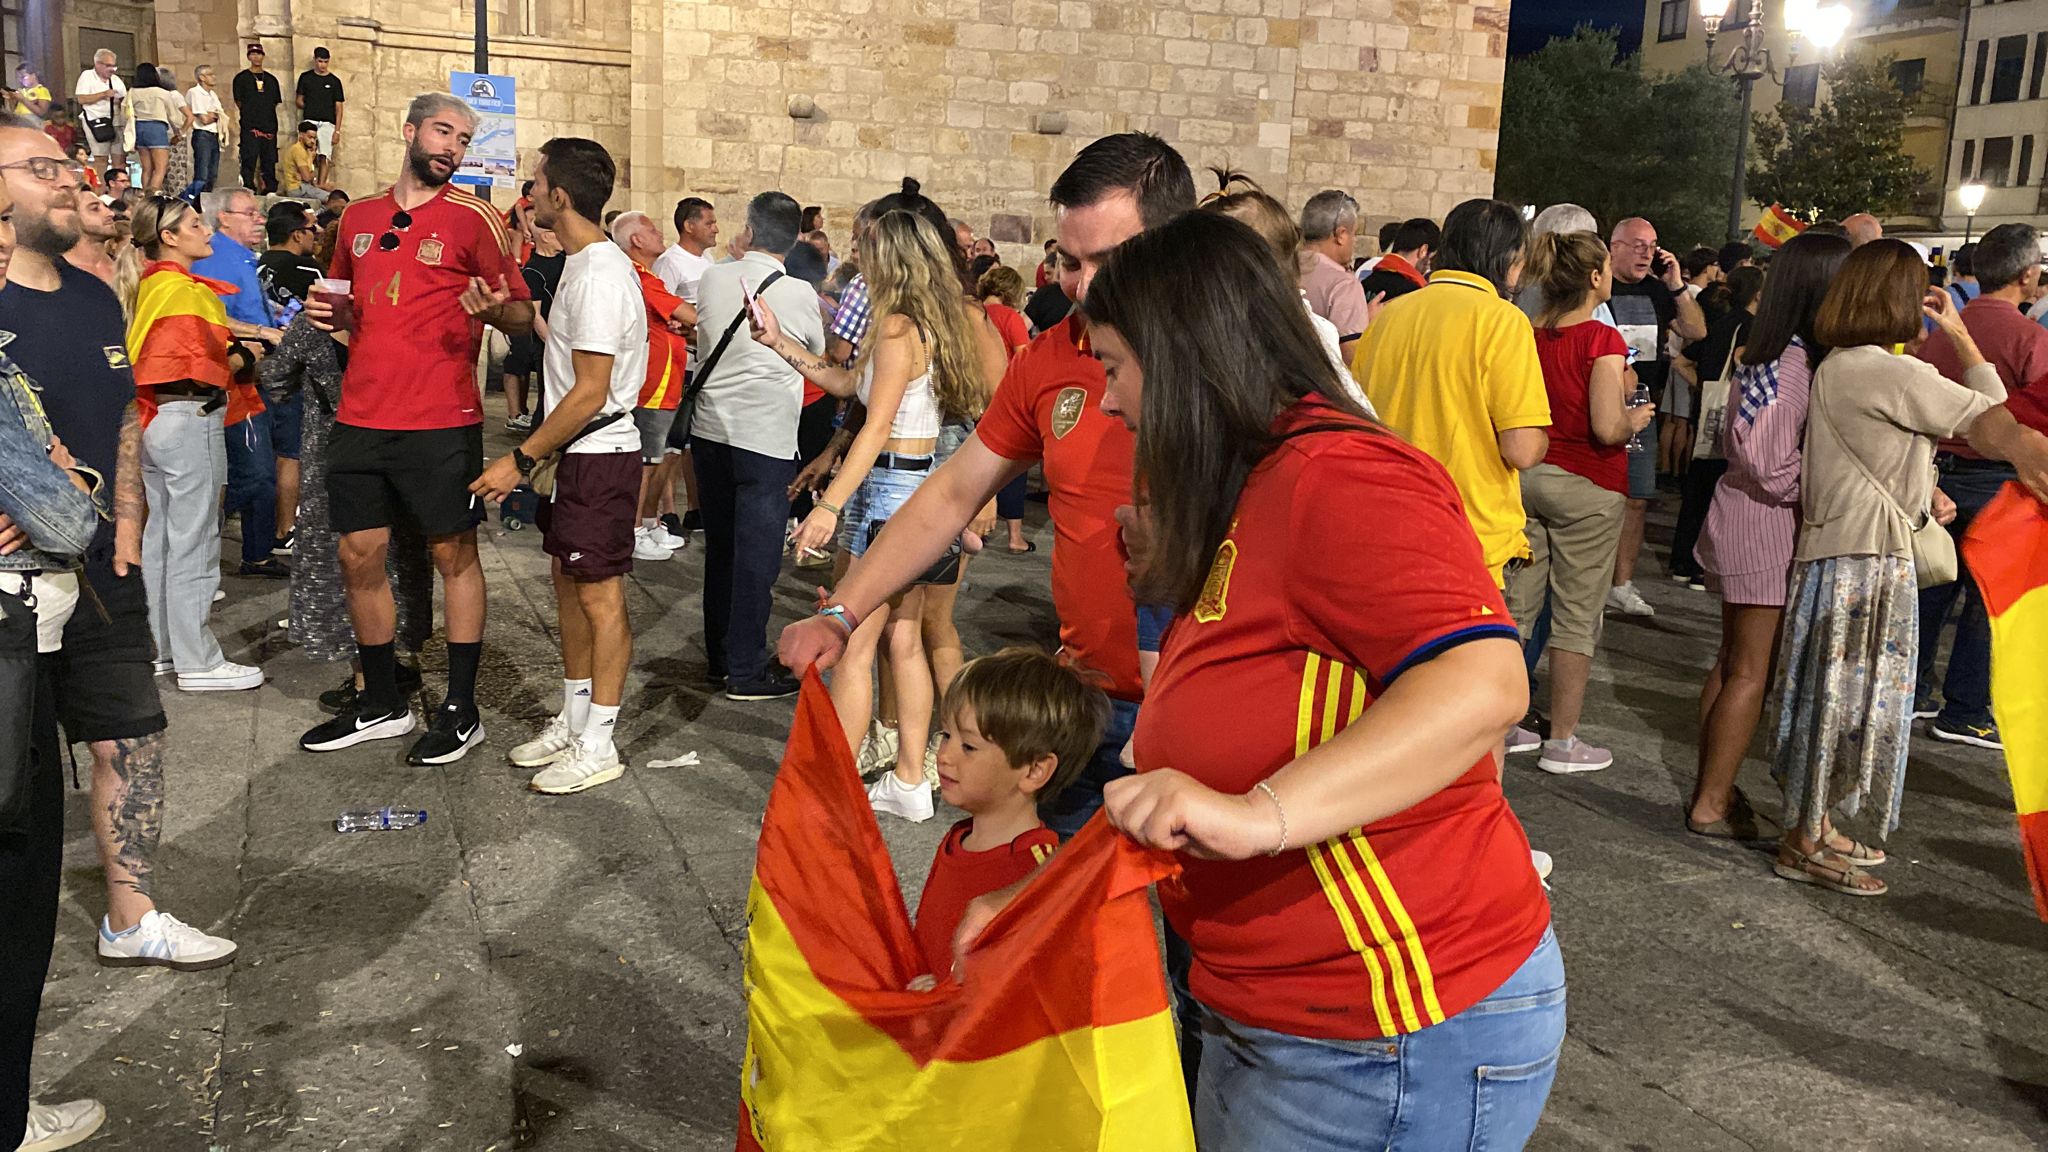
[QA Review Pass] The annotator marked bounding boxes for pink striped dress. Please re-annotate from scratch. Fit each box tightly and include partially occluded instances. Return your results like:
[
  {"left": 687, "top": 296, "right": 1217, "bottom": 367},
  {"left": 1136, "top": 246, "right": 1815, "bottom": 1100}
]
[{"left": 1697, "top": 340, "right": 1811, "bottom": 606}]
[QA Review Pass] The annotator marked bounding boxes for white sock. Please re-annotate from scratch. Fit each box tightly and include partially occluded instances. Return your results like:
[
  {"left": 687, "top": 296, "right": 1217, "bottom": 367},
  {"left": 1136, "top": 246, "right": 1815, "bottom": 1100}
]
[
  {"left": 579, "top": 703, "right": 620, "bottom": 755},
  {"left": 563, "top": 678, "right": 593, "bottom": 733},
  {"left": 642, "top": 517, "right": 658, "bottom": 532}
]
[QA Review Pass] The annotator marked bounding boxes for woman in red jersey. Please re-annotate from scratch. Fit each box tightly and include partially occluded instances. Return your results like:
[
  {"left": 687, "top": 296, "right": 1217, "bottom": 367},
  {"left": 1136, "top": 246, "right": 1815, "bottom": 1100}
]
[{"left": 1088, "top": 212, "right": 1562, "bottom": 1150}]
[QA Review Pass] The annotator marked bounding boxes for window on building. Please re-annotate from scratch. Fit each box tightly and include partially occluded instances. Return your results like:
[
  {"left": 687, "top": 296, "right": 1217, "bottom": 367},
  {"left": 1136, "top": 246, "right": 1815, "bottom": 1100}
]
[
  {"left": 1890, "top": 57, "right": 1926, "bottom": 100},
  {"left": 2020, "top": 136, "right": 2036, "bottom": 189},
  {"left": 2032, "top": 33, "right": 2047, "bottom": 101},
  {"left": 1962, "top": 138, "right": 1977, "bottom": 181},
  {"left": 0, "top": 0, "right": 21, "bottom": 84},
  {"left": 1981, "top": 136, "right": 2014, "bottom": 186},
  {"left": 1783, "top": 63, "right": 1820, "bottom": 109},
  {"left": 1658, "top": 0, "right": 1689, "bottom": 42},
  {"left": 1992, "top": 34, "right": 2027, "bottom": 103},
  {"left": 1972, "top": 39, "right": 1989, "bottom": 105}
]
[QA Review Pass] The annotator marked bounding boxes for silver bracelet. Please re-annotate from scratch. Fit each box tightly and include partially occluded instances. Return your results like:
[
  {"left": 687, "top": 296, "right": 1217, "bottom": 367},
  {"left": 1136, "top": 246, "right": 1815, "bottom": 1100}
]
[{"left": 1253, "top": 780, "right": 1288, "bottom": 856}]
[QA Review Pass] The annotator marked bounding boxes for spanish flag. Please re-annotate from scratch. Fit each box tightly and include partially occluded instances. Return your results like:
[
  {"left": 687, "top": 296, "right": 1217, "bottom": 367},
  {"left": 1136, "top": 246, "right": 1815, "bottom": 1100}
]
[
  {"left": 737, "top": 674, "right": 1194, "bottom": 1151},
  {"left": 1752, "top": 203, "right": 1806, "bottom": 249},
  {"left": 128, "top": 262, "right": 259, "bottom": 428},
  {"left": 1964, "top": 484, "right": 2048, "bottom": 920}
]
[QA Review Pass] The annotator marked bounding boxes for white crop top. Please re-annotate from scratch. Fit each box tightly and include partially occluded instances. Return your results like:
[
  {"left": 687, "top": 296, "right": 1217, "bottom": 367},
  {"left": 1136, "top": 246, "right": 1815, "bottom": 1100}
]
[{"left": 856, "top": 334, "right": 943, "bottom": 440}]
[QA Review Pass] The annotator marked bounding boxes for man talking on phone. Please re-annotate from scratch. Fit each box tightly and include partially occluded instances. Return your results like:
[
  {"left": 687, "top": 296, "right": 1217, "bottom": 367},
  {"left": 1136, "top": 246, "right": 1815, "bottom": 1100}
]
[
  {"left": 688, "top": 191, "right": 823, "bottom": 702},
  {"left": 1604, "top": 216, "right": 1705, "bottom": 618}
]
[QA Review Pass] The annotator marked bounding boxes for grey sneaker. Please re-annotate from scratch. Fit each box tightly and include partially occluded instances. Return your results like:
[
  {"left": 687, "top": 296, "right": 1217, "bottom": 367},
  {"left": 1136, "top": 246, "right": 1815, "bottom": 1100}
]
[
  {"left": 17, "top": 1098, "right": 105, "bottom": 1151},
  {"left": 1605, "top": 582, "right": 1655, "bottom": 617},
  {"left": 1537, "top": 736, "right": 1612, "bottom": 775}
]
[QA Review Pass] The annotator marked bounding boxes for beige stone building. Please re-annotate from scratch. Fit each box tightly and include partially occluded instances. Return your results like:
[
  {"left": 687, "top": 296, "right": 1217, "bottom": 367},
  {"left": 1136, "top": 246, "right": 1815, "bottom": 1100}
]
[{"left": 134, "top": 1, "right": 1509, "bottom": 256}]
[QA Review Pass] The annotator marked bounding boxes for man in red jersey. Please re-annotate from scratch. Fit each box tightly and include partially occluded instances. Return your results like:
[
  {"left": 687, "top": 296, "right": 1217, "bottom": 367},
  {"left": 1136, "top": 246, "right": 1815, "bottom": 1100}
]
[{"left": 297, "top": 92, "right": 534, "bottom": 765}]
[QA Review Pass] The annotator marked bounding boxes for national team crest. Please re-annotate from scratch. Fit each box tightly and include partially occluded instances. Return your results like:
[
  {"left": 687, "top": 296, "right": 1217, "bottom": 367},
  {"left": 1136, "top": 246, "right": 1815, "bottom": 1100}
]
[
  {"left": 1193, "top": 538, "right": 1237, "bottom": 623},
  {"left": 417, "top": 239, "right": 445, "bottom": 266},
  {"left": 1051, "top": 387, "right": 1087, "bottom": 439},
  {"left": 352, "top": 233, "right": 372, "bottom": 257}
]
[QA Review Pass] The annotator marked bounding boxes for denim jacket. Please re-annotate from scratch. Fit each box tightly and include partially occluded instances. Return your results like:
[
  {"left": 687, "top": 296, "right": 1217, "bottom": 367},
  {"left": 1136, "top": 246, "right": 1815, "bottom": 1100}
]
[{"left": 0, "top": 335, "right": 105, "bottom": 572}]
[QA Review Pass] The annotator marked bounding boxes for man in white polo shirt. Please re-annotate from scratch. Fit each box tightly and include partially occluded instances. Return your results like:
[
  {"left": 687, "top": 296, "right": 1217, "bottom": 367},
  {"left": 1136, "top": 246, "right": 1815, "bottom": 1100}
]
[{"left": 73, "top": 50, "right": 125, "bottom": 170}]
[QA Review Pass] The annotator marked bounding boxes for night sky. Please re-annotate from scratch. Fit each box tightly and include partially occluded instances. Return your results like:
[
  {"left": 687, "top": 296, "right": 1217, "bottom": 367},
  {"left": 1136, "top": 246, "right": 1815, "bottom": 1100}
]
[{"left": 1508, "top": 0, "right": 1645, "bottom": 58}]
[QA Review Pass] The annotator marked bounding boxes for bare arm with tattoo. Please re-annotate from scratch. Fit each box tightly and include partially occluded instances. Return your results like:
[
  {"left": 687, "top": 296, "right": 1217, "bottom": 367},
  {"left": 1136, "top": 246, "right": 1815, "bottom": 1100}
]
[
  {"left": 750, "top": 299, "right": 860, "bottom": 396},
  {"left": 114, "top": 400, "right": 143, "bottom": 576}
]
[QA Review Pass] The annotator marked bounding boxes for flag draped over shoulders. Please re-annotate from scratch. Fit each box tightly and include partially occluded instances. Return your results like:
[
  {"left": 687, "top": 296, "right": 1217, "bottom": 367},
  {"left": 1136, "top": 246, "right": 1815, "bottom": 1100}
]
[
  {"left": 128, "top": 262, "right": 257, "bottom": 426},
  {"left": 737, "top": 673, "right": 1194, "bottom": 1152},
  {"left": 1963, "top": 484, "right": 2048, "bottom": 920}
]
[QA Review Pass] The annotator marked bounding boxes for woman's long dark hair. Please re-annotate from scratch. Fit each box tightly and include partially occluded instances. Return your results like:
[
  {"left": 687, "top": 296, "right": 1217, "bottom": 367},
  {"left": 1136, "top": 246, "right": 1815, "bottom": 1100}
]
[
  {"left": 1741, "top": 231, "right": 1850, "bottom": 369},
  {"left": 865, "top": 177, "right": 971, "bottom": 293},
  {"left": 1082, "top": 212, "right": 1377, "bottom": 611}
]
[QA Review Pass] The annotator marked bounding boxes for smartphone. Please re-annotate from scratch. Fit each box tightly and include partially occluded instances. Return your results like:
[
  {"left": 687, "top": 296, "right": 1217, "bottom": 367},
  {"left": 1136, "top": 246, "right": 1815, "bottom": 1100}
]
[
  {"left": 740, "top": 275, "right": 762, "bottom": 327},
  {"left": 1651, "top": 252, "right": 1673, "bottom": 278}
]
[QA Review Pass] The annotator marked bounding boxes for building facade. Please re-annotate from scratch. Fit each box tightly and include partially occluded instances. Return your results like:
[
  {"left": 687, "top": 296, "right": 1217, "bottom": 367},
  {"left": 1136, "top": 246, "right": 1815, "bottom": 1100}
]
[
  {"left": 133, "top": 0, "right": 1513, "bottom": 259},
  {"left": 1946, "top": 0, "right": 2048, "bottom": 234}
]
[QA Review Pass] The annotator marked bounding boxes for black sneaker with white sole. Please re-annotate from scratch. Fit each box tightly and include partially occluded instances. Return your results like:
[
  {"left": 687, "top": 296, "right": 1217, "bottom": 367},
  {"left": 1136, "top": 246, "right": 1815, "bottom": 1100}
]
[
  {"left": 301, "top": 705, "right": 416, "bottom": 752},
  {"left": 407, "top": 701, "right": 485, "bottom": 765},
  {"left": 726, "top": 670, "right": 800, "bottom": 702}
]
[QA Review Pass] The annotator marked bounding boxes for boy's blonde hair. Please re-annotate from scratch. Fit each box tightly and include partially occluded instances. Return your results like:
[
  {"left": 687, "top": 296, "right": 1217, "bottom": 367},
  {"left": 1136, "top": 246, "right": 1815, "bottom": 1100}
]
[{"left": 942, "top": 648, "right": 1111, "bottom": 805}]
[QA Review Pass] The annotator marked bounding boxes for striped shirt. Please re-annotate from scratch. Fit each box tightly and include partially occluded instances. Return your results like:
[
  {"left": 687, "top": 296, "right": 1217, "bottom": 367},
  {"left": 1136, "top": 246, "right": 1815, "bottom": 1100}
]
[{"left": 1699, "top": 342, "right": 1811, "bottom": 588}]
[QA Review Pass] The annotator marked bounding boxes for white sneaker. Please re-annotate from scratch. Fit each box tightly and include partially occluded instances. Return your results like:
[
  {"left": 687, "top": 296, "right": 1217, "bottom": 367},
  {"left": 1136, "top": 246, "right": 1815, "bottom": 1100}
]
[
  {"left": 1531, "top": 850, "right": 1554, "bottom": 882},
  {"left": 151, "top": 657, "right": 173, "bottom": 675},
  {"left": 17, "top": 1098, "right": 104, "bottom": 1151},
  {"left": 856, "top": 721, "right": 900, "bottom": 775},
  {"left": 212, "top": 588, "right": 225, "bottom": 603},
  {"left": 648, "top": 524, "right": 688, "bottom": 551},
  {"left": 632, "top": 528, "right": 674, "bottom": 561},
  {"left": 177, "top": 661, "right": 264, "bottom": 692},
  {"left": 867, "top": 771, "right": 934, "bottom": 822},
  {"left": 1606, "top": 582, "right": 1655, "bottom": 617},
  {"left": 530, "top": 741, "right": 624, "bottom": 794},
  {"left": 98, "top": 909, "right": 237, "bottom": 971},
  {"left": 509, "top": 714, "right": 578, "bottom": 768}
]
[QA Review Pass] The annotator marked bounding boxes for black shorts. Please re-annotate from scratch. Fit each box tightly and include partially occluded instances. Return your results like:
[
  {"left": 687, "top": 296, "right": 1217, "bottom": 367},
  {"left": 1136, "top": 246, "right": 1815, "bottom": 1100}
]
[
  {"left": 52, "top": 554, "right": 167, "bottom": 743},
  {"left": 327, "top": 423, "right": 486, "bottom": 538},
  {"left": 537, "top": 451, "right": 641, "bottom": 579}
]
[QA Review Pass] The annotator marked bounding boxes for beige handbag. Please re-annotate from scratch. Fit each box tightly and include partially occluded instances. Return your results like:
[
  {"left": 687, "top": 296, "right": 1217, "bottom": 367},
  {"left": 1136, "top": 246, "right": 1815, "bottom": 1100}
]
[{"left": 1812, "top": 384, "right": 1957, "bottom": 589}]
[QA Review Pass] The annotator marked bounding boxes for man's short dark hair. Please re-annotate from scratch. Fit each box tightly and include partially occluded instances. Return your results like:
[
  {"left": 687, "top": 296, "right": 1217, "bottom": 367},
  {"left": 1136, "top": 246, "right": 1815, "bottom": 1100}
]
[
  {"left": 1953, "top": 242, "right": 1977, "bottom": 278},
  {"left": 747, "top": 191, "right": 802, "bottom": 255},
  {"left": 1717, "top": 240, "right": 1754, "bottom": 274},
  {"left": 266, "top": 204, "right": 312, "bottom": 245},
  {"left": 1048, "top": 132, "right": 1195, "bottom": 230},
  {"left": 325, "top": 188, "right": 349, "bottom": 204},
  {"left": 1391, "top": 217, "right": 1440, "bottom": 255},
  {"left": 1378, "top": 220, "right": 1401, "bottom": 252},
  {"left": 1971, "top": 223, "right": 2042, "bottom": 292},
  {"left": 1433, "top": 198, "right": 1529, "bottom": 298},
  {"left": 1681, "top": 246, "right": 1719, "bottom": 281},
  {"left": 536, "top": 137, "right": 614, "bottom": 224},
  {"left": 673, "top": 196, "right": 713, "bottom": 234}
]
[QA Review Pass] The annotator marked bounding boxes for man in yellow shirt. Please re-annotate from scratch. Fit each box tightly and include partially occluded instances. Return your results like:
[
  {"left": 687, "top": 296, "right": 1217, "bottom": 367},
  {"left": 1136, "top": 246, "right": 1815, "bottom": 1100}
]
[
  {"left": 7, "top": 64, "right": 50, "bottom": 119},
  {"left": 1351, "top": 197, "right": 1551, "bottom": 587},
  {"left": 280, "top": 120, "right": 326, "bottom": 197}
]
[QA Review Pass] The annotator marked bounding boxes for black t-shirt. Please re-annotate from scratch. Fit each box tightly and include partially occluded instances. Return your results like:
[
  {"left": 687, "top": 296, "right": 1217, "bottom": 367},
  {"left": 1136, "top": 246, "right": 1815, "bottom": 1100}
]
[
  {"left": 258, "top": 248, "right": 322, "bottom": 312},
  {"left": 296, "top": 71, "right": 344, "bottom": 123},
  {"left": 1359, "top": 266, "right": 1425, "bottom": 306},
  {"left": 1023, "top": 281, "right": 1071, "bottom": 334},
  {"left": 232, "top": 68, "right": 282, "bottom": 131},
  {"left": 522, "top": 251, "right": 567, "bottom": 320},
  {"left": 0, "top": 262, "right": 135, "bottom": 550},
  {"left": 1606, "top": 276, "right": 1680, "bottom": 391},
  {"left": 1684, "top": 311, "right": 1753, "bottom": 385}
]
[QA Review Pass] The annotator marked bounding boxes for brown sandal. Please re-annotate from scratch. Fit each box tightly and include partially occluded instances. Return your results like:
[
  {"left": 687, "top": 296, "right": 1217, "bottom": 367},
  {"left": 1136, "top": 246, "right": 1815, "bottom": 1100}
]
[
  {"left": 1823, "top": 835, "right": 1886, "bottom": 867},
  {"left": 1773, "top": 849, "right": 1888, "bottom": 897}
]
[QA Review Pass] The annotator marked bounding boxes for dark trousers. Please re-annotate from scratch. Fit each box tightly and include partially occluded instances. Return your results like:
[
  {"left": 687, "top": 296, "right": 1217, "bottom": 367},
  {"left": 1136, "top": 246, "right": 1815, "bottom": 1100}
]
[
  {"left": 224, "top": 411, "right": 277, "bottom": 565},
  {"left": 1669, "top": 458, "right": 1727, "bottom": 579},
  {"left": 995, "top": 473, "right": 1028, "bottom": 521},
  {"left": 1, "top": 610, "right": 62, "bottom": 1148},
  {"left": 191, "top": 131, "right": 220, "bottom": 191},
  {"left": 239, "top": 126, "right": 277, "bottom": 194},
  {"left": 1917, "top": 459, "right": 2013, "bottom": 725},
  {"left": 788, "top": 396, "right": 839, "bottom": 522},
  {"left": 693, "top": 437, "right": 798, "bottom": 687}
]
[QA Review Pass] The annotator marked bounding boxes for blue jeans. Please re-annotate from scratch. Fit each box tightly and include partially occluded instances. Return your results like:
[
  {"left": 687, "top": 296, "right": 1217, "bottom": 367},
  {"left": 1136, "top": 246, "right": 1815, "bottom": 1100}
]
[
  {"left": 223, "top": 410, "right": 277, "bottom": 566},
  {"left": 1194, "top": 927, "right": 1566, "bottom": 1152},
  {"left": 1045, "top": 697, "right": 1137, "bottom": 839},
  {"left": 1917, "top": 460, "right": 2011, "bottom": 726},
  {"left": 995, "top": 473, "right": 1028, "bottom": 521},
  {"left": 692, "top": 436, "right": 798, "bottom": 686},
  {"left": 191, "top": 131, "right": 220, "bottom": 191}
]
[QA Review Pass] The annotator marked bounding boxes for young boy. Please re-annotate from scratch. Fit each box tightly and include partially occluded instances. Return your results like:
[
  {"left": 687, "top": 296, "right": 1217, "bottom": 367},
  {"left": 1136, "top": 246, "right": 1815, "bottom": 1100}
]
[{"left": 912, "top": 648, "right": 1110, "bottom": 978}]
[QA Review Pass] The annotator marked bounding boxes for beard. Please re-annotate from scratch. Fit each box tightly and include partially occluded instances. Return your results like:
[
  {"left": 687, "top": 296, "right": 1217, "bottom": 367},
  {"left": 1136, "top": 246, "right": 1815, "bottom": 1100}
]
[
  {"left": 406, "top": 141, "right": 456, "bottom": 187},
  {"left": 17, "top": 209, "right": 80, "bottom": 259}
]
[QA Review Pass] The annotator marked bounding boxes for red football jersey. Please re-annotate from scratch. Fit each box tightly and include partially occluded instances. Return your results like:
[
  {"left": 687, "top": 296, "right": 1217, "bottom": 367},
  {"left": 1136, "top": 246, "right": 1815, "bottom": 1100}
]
[
  {"left": 913, "top": 820, "right": 1058, "bottom": 977},
  {"left": 632, "top": 262, "right": 687, "bottom": 410},
  {"left": 1134, "top": 394, "right": 1549, "bottom": 1041},
  {"left": 974, "top": 316, "right": 1141, "bottom": 701},
  {"left": 328, "top": 184, "right": 531, "bottom": 430}
]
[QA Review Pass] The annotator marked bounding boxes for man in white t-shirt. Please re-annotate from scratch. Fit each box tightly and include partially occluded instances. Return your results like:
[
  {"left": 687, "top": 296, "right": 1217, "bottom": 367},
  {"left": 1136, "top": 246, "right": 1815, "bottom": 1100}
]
[
  {"left": 469, "top": 138, "right": 646, "bottom": 797},
  {"left": 73, "top": 50, "right": 126, "bottom": 167},
  {"left": 185, "top": 67, "right": 225, "bottom": 191},
  {"left": 653, "top": 196, "right": 717, "bottom": 307}
]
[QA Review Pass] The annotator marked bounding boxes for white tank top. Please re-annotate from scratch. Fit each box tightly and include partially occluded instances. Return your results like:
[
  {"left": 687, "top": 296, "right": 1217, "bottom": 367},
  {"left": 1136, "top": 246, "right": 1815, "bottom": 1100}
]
[{"left": 856, "top": 331, "right": 943, "bottom": 440}]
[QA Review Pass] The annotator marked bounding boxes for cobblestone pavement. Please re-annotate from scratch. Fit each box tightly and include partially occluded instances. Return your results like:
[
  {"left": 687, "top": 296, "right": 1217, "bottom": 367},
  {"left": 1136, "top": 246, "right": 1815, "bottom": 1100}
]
[{"left": 25, "top": 478, "right": 2048, "bottom": 1150}]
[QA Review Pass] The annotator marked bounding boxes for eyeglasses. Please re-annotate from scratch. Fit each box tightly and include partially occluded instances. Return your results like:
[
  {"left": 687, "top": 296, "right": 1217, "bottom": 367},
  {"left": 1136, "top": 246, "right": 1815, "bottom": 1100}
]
[
  {"left": 378, "top": 208, "right": 413, "bottom": 252},
  {"left": 0, "top": 157, "right": 85, "bottom": 185},
  {"left": 1615, "top": 239, "right": 1659, "bottom": 252}
]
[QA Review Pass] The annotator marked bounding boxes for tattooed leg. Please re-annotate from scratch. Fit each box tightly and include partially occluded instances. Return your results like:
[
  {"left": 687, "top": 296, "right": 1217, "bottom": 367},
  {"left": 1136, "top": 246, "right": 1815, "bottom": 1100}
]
[{"left": 90, "top": 732, "right": 166, "bottom": 931}]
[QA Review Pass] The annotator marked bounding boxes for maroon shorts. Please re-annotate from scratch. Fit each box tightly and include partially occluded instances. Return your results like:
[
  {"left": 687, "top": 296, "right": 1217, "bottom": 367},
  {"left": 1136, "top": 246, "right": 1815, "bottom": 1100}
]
[{"left": 537, "top": 451, "right": 641, "bottom": 579}]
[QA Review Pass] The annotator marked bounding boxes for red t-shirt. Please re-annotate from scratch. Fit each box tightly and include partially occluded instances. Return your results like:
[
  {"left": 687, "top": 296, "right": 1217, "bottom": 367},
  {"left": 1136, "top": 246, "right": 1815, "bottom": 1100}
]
[
  {"left": 1534, "top": 320, "right": 1630, "bottom": 493},
  {"left": 1133, "top": 394, "right": 1549, "bottom": 1040},
  {"left": 328, "top": 184, "right": 531, "bottom": 430},
  {"left": 985, "top": 302, "right": 1030, "bottom": 356},
  {"left": 975, "top": 316, "right": 1142, "bottom": 701},
  {"left": 913, "top": 820, "right": 1059, "bottom": 976},
  {"left": 1918, "top": 296, "right": 2048, "bottom": 456},
  {"left": 2011, "top": 375, "right": 2048, "bottom": 435},
  {"left": 633, "top": 262, "right": 687, "bottom": 410}
]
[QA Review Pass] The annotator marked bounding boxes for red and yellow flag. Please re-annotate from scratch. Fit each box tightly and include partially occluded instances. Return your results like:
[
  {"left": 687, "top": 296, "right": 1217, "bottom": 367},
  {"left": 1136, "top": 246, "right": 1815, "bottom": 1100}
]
[
  {"left": 1963, "top": 484, "right": 2048, "bottom": 920},
  {"left": 127, "top": 262, "right": 259, "bottom": 427},
  {"left": 737, "top": 673, "right": 1194, "bottom": 1151},
  {"left": 1752, "top": 203, "right": 1806, "bottom": 249}
]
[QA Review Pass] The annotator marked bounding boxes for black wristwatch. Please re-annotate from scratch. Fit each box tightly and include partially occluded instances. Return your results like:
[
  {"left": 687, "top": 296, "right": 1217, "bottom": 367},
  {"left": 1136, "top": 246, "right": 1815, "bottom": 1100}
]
[{"left": 511, "top": 447, "right": 536, "bottom": 477}]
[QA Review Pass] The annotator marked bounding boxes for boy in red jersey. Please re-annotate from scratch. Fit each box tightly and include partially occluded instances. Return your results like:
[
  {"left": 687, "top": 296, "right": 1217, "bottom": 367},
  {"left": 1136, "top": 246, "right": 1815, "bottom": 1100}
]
[
  {"left": 297, "top": 92, "right": 534, "bottom": 765},
  {"left": 911, "top": 648, "right": 1109, "bottom": 980}
]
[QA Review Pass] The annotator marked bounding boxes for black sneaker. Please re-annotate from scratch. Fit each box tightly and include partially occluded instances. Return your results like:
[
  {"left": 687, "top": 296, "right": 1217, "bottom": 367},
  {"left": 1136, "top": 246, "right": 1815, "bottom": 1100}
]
[
  {"left": 241, "top": 558, "right": 289, "bottom": 579},
  {"left": 660, "top": 512, "right": 686, "bottom": 539},
  {"left": 272, "top": 531, "right": 296, "bottom": 557},
  {"left": 681, "top": 509, "right": 703, "bottom": 534},
  {"left": 318, "top": 664, "right": 424, "bottom": 714},
  {"left": 726, "top": 670, "right": 800, "bottom": 702},
  {"left": 407, "top": 701, "right": 485, "bottom": 765},
  {"left": 1930, "top": 717, "right": 2002, "bottom": 751},
  {"left": 301, "top": 704, "right": 415, "bottom": 752}
]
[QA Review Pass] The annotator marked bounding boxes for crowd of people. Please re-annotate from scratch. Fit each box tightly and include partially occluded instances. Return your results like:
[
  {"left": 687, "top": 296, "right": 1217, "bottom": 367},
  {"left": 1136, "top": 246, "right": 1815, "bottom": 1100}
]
[{"left": 2, "top": 76, "right": 2047, "bottom": 1151}]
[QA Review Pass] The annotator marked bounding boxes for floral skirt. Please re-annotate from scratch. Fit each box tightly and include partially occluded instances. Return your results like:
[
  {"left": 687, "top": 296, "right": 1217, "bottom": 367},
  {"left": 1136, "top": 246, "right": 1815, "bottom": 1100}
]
[{"left": 1770, "top": 555, "right": 1917, "bottom": 843}]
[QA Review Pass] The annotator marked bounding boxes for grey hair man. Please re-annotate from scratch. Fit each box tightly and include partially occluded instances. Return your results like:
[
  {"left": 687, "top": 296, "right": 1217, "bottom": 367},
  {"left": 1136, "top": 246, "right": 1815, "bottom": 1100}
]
[
  {"left": 1298, "top": 188, "right": 1370, "bottom": 349},
  {"left": 74, "top": 48, "right": 125, "bottom": 166},
  {"left": 186, "top": 65, "right": 223, "bottom": 190}
]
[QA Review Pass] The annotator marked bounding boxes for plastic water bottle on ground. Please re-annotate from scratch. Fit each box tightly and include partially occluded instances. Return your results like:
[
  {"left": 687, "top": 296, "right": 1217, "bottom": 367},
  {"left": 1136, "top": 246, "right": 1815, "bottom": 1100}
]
[{"left": 336, "top": 807, "right": 428, "bottom": 832}]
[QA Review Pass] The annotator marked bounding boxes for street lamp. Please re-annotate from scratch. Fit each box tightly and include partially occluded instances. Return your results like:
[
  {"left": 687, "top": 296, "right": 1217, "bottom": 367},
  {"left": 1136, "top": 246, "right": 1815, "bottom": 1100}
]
[
  {"left": 1959, "top": 182, "right": 1987, "bottom": 245},
  {"left": 1700, "top": 0, "right": 1851, "bottom": 241}
]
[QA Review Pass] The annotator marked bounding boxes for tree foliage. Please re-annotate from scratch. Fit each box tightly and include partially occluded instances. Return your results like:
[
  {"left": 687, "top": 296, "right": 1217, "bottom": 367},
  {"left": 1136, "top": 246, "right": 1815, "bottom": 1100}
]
[
  {"left": 1497, "top": 27, "right": 1741, "bottom": 248},
  {"left": 1747, "top": 55, "right": 1930, "bottom": 220}
]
